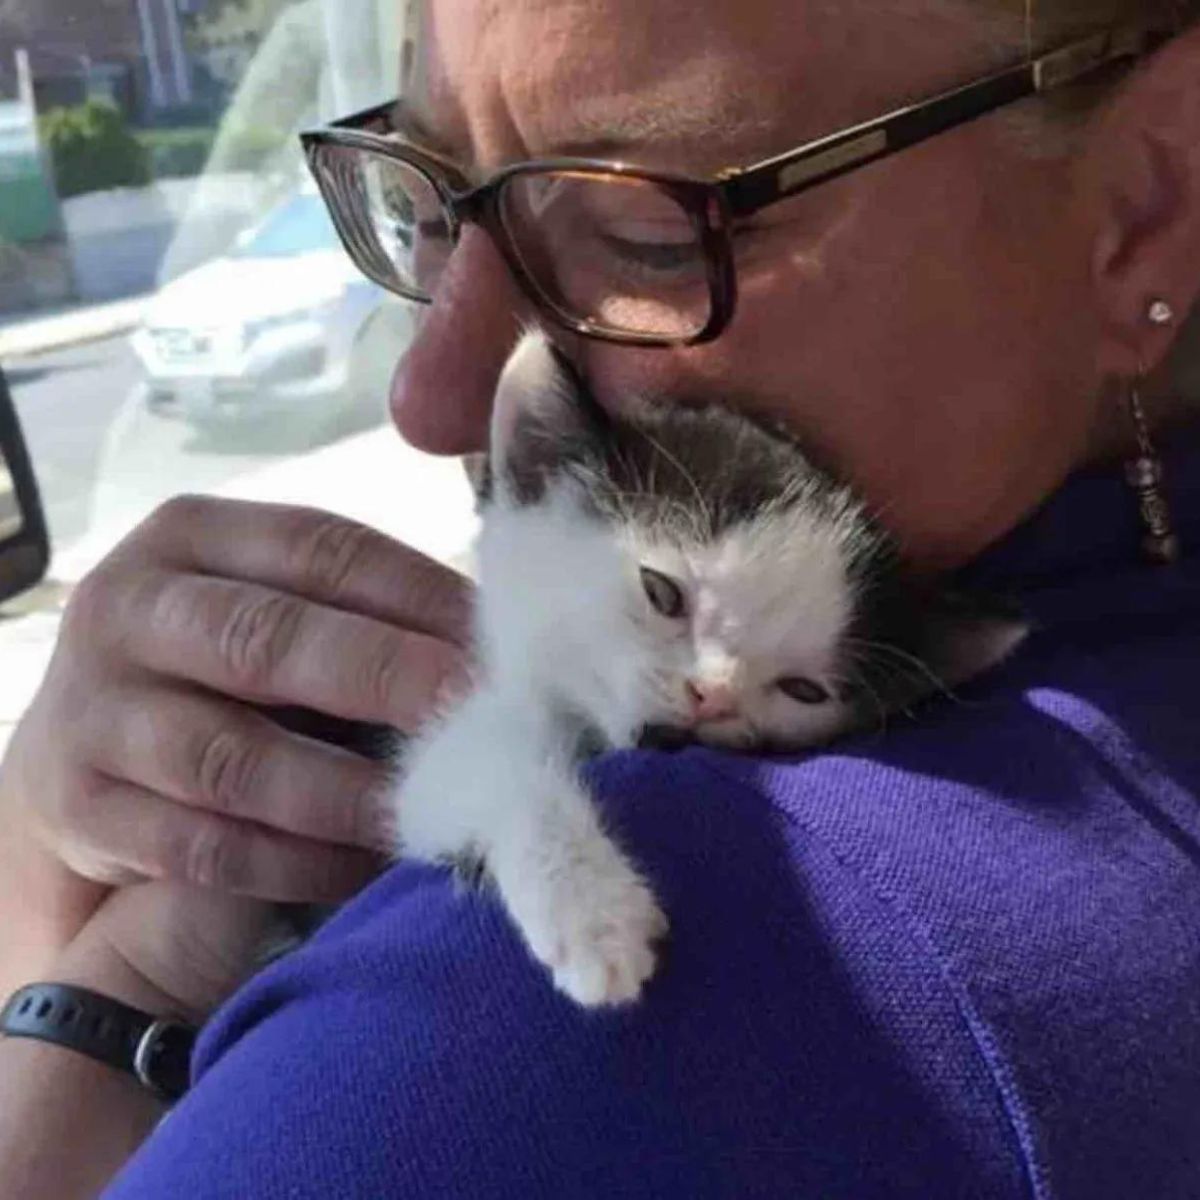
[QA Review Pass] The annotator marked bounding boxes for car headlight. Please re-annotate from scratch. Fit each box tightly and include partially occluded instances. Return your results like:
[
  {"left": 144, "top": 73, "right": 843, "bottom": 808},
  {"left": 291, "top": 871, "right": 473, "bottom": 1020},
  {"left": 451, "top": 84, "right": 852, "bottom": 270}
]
[{"left": 243, "top": 299, "right": 340, "bottom": 346}]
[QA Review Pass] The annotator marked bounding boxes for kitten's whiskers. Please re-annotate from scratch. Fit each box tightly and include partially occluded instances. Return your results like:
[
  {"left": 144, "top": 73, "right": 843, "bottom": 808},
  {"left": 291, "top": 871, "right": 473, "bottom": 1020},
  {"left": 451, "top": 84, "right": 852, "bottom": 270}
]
[
  {"left": 844, "top": 637, "right": 952, "bottom": 700},
  {"left": 838, "top": 668, "right": 889, "bottom": 733}
]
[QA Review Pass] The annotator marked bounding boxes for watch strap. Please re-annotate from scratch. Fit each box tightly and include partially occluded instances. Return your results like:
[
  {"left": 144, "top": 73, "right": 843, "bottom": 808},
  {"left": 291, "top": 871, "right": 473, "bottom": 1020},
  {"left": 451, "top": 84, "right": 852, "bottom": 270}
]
[{"left": 0, "top": 982, "right": 197, "bottom": 1101}]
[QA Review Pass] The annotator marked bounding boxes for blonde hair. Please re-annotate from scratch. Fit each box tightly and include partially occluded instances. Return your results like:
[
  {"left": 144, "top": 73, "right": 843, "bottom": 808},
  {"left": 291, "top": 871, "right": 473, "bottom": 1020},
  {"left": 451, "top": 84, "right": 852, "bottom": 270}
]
[{"left": 971, "top": 1, "right": 1196, "bottom": 144}]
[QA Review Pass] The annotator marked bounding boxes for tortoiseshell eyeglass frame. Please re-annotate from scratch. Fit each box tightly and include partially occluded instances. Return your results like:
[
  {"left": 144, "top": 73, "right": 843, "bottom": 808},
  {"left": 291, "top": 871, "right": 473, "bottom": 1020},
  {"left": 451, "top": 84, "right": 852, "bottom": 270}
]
[{"left": 301, "top": 23, "right": 1167, "bottom": 347}]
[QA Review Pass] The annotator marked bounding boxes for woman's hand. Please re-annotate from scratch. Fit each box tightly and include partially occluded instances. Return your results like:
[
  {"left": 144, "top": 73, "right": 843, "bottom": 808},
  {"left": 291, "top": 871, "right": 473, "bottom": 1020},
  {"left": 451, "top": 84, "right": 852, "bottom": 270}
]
[
  {"left": 0, "top": 882, "right": 284, "bottom": 1200},
  {"left": 0, "top": 496, "right": 473, "bottom": 995},
  {"left": 51, "top": 879, "right": 281, "bottom": 1024}
]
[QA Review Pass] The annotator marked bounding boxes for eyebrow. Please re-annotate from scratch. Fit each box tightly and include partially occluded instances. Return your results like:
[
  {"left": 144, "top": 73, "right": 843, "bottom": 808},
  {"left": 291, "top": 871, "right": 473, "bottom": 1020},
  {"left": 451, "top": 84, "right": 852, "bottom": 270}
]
[
  {"left": 391, "top": 100, "right": 458, "bottom": 156},
  {"left": 392, "top": 95, "right": 782, "bottom": 179}
]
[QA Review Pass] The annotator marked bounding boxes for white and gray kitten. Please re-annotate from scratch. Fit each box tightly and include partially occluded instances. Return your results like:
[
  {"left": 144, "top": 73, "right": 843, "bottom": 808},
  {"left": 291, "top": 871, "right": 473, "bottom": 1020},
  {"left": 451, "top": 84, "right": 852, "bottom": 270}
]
[{"left": 386, "top": 331, "right": 1027, "bottom": 1007}]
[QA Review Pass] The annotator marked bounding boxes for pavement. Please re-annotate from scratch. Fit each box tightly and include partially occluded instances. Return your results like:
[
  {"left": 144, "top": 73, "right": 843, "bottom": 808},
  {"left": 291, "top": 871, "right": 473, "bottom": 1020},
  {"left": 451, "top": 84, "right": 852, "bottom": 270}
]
[
  {"left": 0, "top": 299, "right": 150, "bottom": 755},
  {"left": 0, "top": 294, "right": 149, "bottom": 360}
]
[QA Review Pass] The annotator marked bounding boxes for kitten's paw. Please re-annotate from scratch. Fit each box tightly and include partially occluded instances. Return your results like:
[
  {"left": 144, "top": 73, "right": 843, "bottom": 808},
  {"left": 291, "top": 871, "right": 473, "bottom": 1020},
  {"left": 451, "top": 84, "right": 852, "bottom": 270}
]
[{"left": 499, "top": 839, "right": 669, "bottom": 1007}]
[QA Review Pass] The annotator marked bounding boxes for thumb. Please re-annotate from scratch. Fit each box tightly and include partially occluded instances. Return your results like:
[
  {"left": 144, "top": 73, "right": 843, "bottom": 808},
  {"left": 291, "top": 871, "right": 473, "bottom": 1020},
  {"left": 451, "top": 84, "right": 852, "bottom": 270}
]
[{"left": 80, "top": 882, "right": 279, "bottom": 1022}]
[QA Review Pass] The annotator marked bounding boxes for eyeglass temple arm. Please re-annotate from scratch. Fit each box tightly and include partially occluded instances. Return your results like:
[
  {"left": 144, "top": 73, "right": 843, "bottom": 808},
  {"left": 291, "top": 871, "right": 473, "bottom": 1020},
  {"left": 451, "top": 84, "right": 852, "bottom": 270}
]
[{"left": 718, "top": 24, "right": 1168, "bottom": 218}]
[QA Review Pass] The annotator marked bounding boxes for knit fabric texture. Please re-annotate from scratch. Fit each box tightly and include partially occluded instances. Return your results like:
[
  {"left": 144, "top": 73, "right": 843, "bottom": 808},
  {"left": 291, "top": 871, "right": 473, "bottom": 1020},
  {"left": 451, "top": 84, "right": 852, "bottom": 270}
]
[{"left": 101, "top": 437, "right": 1200, "bottom": 1199}]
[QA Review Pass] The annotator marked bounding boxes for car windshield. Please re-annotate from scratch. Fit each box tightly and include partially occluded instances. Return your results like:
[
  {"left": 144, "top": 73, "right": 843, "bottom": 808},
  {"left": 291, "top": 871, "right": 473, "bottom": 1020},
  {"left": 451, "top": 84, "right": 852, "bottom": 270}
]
[
  {"left": 232, "top": 194, "right": 341, "bottom": 258},
  {"left": 0, "top": 0, "right": 476, "bottom": 753}
]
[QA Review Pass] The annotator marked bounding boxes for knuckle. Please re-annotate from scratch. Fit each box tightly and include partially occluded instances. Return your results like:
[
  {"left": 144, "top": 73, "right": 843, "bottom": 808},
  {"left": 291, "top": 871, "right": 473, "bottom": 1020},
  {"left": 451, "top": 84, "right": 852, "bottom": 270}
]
[
  {"left": 179, "top": 818, "right": 244, "bottom": 890},
  {"left": 63, "top": 564, "right": 165, "bottom": 654},
  {"left": 287, "top": 513, "right": 376, "bottom": 600},
  {"left": 218, "top": 592, "right": 304, "bottom": 689},
  {"left": 192, "top": 726, "right": 263, "bottom": 815},
  {"left": 62, "top": 567, "right": 119, "bottom": 642},
  {"left": 358, "top": 635, "right": 409, "bottom": 714},
  {"left": 147, "top": 493, "right": 213, "bottom": 536},
  {"left": 399, "top": 564, "right": 473, "bottom": 643}
]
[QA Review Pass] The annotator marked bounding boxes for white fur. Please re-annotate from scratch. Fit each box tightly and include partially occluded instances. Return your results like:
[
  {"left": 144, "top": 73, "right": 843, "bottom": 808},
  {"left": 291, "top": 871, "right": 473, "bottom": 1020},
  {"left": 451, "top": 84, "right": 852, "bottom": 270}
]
[
  {"left": 387, "top": 332, "right": 861, "bottom": 1006},
  {"left": 625, "top": 502, "right": 858, "bottom": 749}
]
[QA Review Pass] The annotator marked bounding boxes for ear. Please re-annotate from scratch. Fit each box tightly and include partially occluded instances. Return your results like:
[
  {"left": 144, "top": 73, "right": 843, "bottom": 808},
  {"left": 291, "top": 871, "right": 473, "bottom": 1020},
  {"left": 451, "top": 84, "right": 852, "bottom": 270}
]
[
  {"left": 918, "top": 592, "right": 1031, "bottom": 691},
  {"left": 1087, "top": 24, "right": 1200, "bottom": 378},
  {"left": 490, "top": 328, "right": 597, "bottom": 501}
]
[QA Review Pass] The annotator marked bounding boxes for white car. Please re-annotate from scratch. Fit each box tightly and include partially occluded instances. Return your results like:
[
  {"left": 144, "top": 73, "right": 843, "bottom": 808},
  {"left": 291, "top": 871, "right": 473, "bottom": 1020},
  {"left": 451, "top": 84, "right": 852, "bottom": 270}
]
[{"left": 131, "top": 191, "right": 411, "bottom": 435}]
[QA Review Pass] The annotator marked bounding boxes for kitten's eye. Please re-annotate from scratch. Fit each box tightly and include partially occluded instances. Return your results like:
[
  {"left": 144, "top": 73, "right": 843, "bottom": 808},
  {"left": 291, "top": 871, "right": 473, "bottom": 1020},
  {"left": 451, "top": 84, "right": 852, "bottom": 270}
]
[
  {"left": 776, "top": 676, "right": 831, "bottom": 705},
  {"left": 639, "top": 567, "right": 685, "bottom": 618}
]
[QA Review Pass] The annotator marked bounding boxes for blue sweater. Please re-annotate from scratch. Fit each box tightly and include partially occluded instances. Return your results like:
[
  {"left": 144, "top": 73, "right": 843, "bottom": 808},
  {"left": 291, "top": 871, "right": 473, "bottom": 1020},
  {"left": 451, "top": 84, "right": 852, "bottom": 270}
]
[{"left": 103, "top": 440, "right": 1200, "bottom": 1199}]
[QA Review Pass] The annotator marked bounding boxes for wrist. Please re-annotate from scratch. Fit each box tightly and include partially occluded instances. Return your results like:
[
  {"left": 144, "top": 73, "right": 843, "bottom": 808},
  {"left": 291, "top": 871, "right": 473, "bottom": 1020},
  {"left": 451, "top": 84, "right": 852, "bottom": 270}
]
[{"left": 0, "top": 998, "right": 168, "bottom": 1200}]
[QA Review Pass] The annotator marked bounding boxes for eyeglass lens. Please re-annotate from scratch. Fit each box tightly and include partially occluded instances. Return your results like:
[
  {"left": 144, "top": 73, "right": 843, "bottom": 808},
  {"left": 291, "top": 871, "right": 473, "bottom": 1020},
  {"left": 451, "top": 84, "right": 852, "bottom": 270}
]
[
  {"left": 318, "top": 145, "right": 713, "bottom": 338},
  {"left": 497, "top": 171, "right": 711, "bottom": 338}
]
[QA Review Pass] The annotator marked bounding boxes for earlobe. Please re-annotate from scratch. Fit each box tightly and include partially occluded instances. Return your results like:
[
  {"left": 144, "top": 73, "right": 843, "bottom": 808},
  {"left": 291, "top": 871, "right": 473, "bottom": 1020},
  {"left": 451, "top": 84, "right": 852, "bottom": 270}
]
[{"left": 1088, "top": 25, "right": 1200, "bottom": 377}]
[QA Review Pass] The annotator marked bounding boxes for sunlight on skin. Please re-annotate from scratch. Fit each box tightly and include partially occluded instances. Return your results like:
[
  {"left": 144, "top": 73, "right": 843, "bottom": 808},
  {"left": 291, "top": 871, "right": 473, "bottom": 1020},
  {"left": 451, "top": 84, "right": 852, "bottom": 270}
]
[{"left": 389, "top": 0, "right": 1194, "bottom": 573}]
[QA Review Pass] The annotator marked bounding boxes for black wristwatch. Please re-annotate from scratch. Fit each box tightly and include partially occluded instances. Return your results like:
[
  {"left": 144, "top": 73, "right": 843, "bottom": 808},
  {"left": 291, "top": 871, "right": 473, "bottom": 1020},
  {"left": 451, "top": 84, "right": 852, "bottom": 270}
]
[{"left": 0, "top": 983, "right": 198, "bottom": 1102}]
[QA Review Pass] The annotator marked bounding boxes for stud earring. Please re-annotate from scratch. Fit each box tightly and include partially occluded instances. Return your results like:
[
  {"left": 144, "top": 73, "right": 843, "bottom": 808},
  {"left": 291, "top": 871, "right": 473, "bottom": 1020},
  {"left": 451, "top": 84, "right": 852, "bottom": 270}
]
[
  {"left": 1147, "top": 298, "right": 1175, "bottom": 326},
  {"left": 1121, "top": 299, "right": 1179, "bottom": 564}
]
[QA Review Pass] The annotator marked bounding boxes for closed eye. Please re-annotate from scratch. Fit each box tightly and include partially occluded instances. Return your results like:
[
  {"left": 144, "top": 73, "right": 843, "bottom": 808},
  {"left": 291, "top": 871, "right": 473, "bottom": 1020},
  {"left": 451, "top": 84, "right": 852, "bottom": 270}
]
[
  {"left": 640, "top": 566, "right": 685, "bottom": 619},
  {"left": 776, "top": 676, "right": 831, "bottom": 705}
]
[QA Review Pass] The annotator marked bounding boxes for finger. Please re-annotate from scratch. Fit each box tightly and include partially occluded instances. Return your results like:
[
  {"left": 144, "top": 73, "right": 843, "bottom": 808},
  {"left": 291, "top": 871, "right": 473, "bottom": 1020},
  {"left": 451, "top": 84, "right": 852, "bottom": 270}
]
[
  {"left": 60, "top": 779, "right": 387, "bottom": 903},
  {"left": 78, "top": 685, "right": 396, "bottom": 851},
  {"left": 119, "top": 569, "right": 467, "bottom": 731},
  {"left": 121, "top": 496, "right": 473, "bottom": 647}
]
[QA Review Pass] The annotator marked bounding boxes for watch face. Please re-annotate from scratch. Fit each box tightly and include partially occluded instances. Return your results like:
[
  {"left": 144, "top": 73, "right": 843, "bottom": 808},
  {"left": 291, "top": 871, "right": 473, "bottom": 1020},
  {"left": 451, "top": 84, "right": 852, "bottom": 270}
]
[{"left": 142, "top": 1021, "right": 197, "bottom": 1098}]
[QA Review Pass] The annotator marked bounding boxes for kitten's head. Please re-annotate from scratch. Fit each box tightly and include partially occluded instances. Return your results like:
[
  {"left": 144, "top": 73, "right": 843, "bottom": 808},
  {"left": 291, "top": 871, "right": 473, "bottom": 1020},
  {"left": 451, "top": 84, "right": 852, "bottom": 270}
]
[{"left": 482, "top": 331, "right": 1027, "bottom": 753}]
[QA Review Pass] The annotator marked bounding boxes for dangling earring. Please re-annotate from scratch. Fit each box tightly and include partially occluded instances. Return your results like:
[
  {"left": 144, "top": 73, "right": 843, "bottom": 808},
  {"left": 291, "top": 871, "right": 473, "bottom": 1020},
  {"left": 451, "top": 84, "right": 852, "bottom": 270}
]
[{"left": 1122, "top": 298, "right": 1179, "bottom": 564}]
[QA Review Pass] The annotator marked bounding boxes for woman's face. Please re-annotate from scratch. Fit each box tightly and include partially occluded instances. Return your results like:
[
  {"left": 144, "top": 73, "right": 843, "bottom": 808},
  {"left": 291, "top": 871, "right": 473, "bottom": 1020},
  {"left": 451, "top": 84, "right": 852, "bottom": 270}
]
[{"left": 390, "top": 0, "right": 1109, "bottom": 571}]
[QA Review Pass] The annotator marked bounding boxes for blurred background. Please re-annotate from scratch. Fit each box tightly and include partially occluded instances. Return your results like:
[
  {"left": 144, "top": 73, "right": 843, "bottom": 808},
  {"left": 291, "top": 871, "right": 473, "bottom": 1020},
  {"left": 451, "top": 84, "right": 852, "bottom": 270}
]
[{"left": 0, "top": 0, "right": 477, "bottom": 751}]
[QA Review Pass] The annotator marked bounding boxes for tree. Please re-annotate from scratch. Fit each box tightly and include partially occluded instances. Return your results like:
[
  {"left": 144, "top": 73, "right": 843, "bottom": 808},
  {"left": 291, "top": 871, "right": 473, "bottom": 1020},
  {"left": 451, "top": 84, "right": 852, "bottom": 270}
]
[{"left": 184, "top": 0, "right": 300, "bottom": 52}]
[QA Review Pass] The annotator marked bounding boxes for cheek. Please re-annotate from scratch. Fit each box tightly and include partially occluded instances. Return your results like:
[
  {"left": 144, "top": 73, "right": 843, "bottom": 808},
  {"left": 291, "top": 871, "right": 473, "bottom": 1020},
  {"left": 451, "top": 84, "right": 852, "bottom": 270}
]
[
  {"left": 580, "top": 142, "right": 1093, "bottom": 572},
  {"left": 749, "top": 692, "right": 853, "bottom": 749}
]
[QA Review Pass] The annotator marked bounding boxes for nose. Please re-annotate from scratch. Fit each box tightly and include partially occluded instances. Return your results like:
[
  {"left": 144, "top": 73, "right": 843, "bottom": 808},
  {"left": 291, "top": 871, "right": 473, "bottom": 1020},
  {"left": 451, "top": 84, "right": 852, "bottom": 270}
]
[
  {"left": 389, "top": 226, "right": 529, "bottom": 456},
  {"left": 686, "top": 678, "right": 737, "bottom": 723}
]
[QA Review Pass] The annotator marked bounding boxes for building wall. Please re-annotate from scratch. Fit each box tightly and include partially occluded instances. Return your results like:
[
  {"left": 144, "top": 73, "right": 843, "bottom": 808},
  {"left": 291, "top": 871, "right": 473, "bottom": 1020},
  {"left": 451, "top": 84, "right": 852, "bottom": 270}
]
[
  {"left": 0, "top": 0, "right": 194, "bottom": 117},
  {"left": 0, "top": 0, "right": 144, "bottom": 82}
]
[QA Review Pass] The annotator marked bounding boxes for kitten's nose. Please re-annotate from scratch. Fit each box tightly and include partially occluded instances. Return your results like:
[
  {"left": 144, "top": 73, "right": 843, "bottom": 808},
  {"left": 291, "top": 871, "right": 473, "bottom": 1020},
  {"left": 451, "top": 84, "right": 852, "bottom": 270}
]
[{"left": 686, "top": 679, "right": 737, "bottom": 722}]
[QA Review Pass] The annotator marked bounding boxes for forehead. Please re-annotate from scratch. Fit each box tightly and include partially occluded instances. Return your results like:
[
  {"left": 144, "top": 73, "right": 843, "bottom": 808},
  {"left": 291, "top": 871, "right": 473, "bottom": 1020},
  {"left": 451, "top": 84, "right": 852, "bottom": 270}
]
[{"left": 415, "top": 0, "right": 1016, "bottom": 174}]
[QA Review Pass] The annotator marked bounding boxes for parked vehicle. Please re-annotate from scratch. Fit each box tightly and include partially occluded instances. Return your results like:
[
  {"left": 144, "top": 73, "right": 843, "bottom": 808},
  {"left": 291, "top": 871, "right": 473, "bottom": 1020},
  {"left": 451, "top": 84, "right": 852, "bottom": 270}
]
[{"left": 131, "top": 189, "right": 410, "bottom": 436}]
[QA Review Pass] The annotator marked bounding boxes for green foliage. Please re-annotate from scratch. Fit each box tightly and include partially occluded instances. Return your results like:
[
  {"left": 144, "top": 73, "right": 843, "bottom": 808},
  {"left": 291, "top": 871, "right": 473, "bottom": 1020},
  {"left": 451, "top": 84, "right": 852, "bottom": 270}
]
[
  {"left": 185, "top": 0, "right": 296, "bottom": 48},
  {"left": 137, "top": 127, "right": 216, "bottom": 179},
  {"left": 39, "top": 101, "right": 150, "bottom": 198},
  {"left": 218, "top": 121, "right": 288, "bottom": 171}
]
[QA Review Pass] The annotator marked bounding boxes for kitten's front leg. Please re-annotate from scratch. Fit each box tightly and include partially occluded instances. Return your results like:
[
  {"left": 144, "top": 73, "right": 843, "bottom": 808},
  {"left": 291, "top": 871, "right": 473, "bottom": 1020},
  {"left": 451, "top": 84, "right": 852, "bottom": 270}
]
[
  {"left": 485, "top": 751, "right": 669, "bottom": 1007},
  {"left": 392, "top": 688, "right": 668, "bottom": 1006}
]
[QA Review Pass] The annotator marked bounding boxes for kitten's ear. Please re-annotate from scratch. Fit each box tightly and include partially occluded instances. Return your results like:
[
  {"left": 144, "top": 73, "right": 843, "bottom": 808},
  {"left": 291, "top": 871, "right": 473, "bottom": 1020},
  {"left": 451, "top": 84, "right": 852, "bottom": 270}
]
[
  {"left": 490, "top": 330, "right": 598, "bottom": 501},
  {"left": 918, "top": 592, "right": 1030, "bottom": 691}
]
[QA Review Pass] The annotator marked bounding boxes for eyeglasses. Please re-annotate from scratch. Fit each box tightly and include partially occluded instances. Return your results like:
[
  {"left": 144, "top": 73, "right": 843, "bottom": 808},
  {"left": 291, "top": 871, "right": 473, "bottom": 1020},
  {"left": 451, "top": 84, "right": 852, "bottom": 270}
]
[{"left": 301, "top": 23, "right": 1166, "bottom": 348}]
